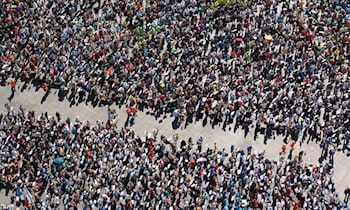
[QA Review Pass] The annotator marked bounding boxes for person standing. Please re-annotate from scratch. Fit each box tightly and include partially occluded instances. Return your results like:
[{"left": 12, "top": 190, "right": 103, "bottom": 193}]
[
  {"left": 254, "top": 121, "right": 260, "bottom": 141},
  {"left": 8, "top": 79, "right": 16, "bottom": 101},
  {"left": 197, "top": 137, "right": 204, "bottom": 153},
  {"left": 9, "top": 79, "right": 16, "bottom": 90}
]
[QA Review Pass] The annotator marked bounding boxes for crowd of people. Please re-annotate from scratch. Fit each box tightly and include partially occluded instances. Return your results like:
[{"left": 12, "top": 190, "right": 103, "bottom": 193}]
[
  {"left": 1, "top": 0, "right": 350, "bottom": 154},
  {"left": 0, "top": 0, "right": 350, "bottom": 208},
  {"left": 0, "top": 105, "right": 348, "bottom": 209}
]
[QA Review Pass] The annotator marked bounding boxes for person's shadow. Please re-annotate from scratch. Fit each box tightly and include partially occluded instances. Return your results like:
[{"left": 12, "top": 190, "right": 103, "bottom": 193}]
[
  {"left": 129, "top": 116, "right": 135, "bottom": 126},
  {"left": 8, "top": 89, "right": 15, "bottom": 102},
  {"left": 184, "top": 113, "right": 194, "bottom": 129},
  {"left": 288, "top": 148, "right": 294, "bottom": 160},
  {"left": 69, "top": 98, "right": 76, "bottom": 107},
  {"left": 124, "top": 115, "right": 130, "bottom": 128},
  {"left": 92, "top": 98, "right": 99, "bottom": 107},
  {"left": 172, "top": 117, "right": 180, "bottom": 129},
  {"left": 67, "top": 91, "right": 75, "bottom": 102},
  {"left": 202, "top": 115, "right": 208, "bottom": 127},
  {"left": 41, "top": 91, "right": 50, "bottom": 104},
  {"left": 20, "top": 82, "right": 28, "bottom": 92},
  {"left": 58, "top": 89, "right": 66, "bottom": 102},
  {"left": 77, "top": 92, "right": 85, "bottom": 105},
  {"left": 195, "top": 111, "right": 204, "bottom": 122}
]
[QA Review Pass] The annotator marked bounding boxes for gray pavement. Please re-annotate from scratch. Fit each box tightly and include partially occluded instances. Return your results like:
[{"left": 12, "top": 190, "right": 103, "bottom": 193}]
[{"left": 0, "top": 84, "right": 350, "bottom": 203}]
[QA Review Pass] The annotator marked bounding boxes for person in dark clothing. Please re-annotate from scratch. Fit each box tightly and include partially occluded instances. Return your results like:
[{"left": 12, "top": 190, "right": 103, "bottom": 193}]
[{"left": 344, "top": 187, "right": 350, "bottom": 206}]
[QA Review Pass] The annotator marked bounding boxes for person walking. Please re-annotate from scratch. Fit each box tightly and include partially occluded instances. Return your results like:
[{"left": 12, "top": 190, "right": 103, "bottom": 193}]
[{"left": 8, "top": 79, "right": 16, "bottom": 101}]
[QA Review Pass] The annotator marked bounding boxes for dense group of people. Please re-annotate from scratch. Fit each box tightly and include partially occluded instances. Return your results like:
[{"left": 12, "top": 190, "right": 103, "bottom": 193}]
[
  {"left": 0, "top": 106, "right": 347, "bottom": 209},
  {"left": 1, "top": 0, "right": 350, "bottom": 208},
  {"left": 1, "top": 0, "right": 350, "bottom": 154}
]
